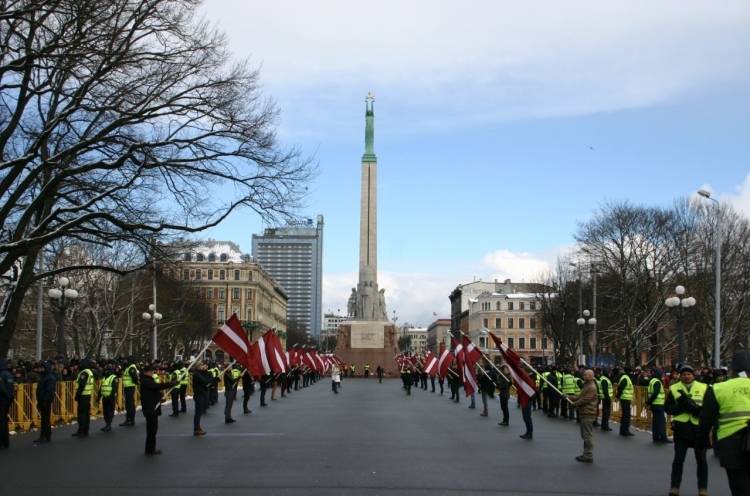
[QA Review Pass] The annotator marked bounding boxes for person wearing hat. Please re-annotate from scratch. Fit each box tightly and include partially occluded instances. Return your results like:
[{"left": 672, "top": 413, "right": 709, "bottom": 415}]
[
  {"left": 699, "top": 350, "right": 750, "bottom": 495},
  {"left": 615, "top": 367, "right": 635, "bottom": 436},
  {"left": 99, "top": 364, "right": 118, "bottom": 432},
  {"left": 120, "top": 357, "right": 139, "bottom": 427},
  {"left": 72, "top": 358, "right": 95, "bottom": 437},
  {"left": 139, "top": 364, "right": 177, "bottom": 455},
  {"left": 665, "top": 364, "right": 708, "bottom": 496},
  {"left": 34, "top": 360, "right": 57, "bottom": 444},
  {"left": 647, "top": 368, "right": 670, "bottom": 444}
]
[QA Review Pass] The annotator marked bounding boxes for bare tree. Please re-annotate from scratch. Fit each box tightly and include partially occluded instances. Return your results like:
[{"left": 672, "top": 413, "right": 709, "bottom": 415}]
[{"left": 0, "top": 0, "right": 313, "bottom": 356}]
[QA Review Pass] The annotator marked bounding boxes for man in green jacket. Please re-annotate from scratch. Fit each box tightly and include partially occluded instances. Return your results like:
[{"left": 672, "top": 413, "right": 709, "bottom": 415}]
[{"left": 568, "top": 369, "right": 598, "bottom": 463}]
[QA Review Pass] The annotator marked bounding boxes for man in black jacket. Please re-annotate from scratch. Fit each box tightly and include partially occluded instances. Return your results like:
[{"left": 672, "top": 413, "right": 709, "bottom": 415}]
[
  {"left": 497, "top": 365, "right": 511, "bottom": 426},
  {"left": 0, "top": 358, "right": 14, "bottom": 449},
  {"left": 192, "top": 362, "right": 212, "bottom": 436},
  {"left": 242, "top": 369, "right": 254, "bottom": 414},
  {"left": 34, "top": 361, "right": 57, "bottom": 443},
  {"left": 139, "top": 364, "right": 176, "bottom": 455}
]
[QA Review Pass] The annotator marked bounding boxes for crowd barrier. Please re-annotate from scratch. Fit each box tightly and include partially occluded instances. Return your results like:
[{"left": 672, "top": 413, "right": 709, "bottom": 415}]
[{"left": 8, "top": 376, "right": 195, "bottom": 432}]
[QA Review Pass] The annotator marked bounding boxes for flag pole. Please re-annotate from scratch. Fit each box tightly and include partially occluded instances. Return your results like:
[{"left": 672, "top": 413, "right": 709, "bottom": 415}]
[
  {"left": 476, "top": 363, "right": 499, "bottom": 388},
  {"left": 459, "top": 331, "right": 511, "bottom": 383},
  {"left": 517, "top": 354, "right": 572, "bottom": 404},
  {"left": 160, "top": 338, "right": 214, "bottom": 400}
]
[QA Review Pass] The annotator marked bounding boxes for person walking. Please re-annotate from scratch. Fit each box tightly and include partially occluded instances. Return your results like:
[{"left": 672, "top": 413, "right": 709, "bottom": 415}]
[
  {"left": 666, "top": 364, "right": 708, "bottom": 496},
  {"left": 401, "top": 364, "right": 412, "bottom": 395},
  {"left": 34, "top": 361, "right": 56, "bottom": 444},
  {"left": 615, "top": 367, "right": 635, "bottom": 436},
  {"left": 0, "top": 359, "right": 15, "bottom": 449},
  {"left": 497, "top": 365, "right": 511, "bottom": 426},
  {"left": 120, "top": 357, "right": 139, "bottom": 427},
  {"left": 648, "top": 368, "right": 670, "bottom": 443},
  {"left": 192, "top": 362, "right": 212, "bottom": 436},
  {"left": 376, "top": 365, "right": 384, "bottom": 383},
  {"left": 139, "top": 364, "right": 177, "bottom": 455},
  {"left": 72, "top": 359, "right": 94, "bottom": 437},
  {"left": 568, "top": 369, "right": 598, "bottom": 463},
  {"left": 699, "top": 350, "right": 750, "bottom": 496},
  {"left": 259, "top": 374, "right": 270, "bottom": 406},
  {"left": 242, "top": 369, "right": 254, "bottom": 414},
  {"left": 223, "top": 363, "right": 242, "bottom": 423},
  {"left": 99, "top": 365, "right": 118, "bottom": 432},
  {"left": 479, "top": 367, "right": 496, "bottom": 417},
  {"left": 331, "top": 364, "right": 341, "bottom": 394}
]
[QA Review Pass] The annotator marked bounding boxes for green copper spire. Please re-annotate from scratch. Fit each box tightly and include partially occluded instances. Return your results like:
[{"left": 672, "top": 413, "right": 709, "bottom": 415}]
[{"left": 362, "top": 92, "right": 377, "bottom": 162}]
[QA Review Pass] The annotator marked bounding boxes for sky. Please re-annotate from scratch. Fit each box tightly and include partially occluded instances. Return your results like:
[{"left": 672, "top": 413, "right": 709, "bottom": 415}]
[{"left": 198, "top": 1, "right": 750, "bottom": 328}]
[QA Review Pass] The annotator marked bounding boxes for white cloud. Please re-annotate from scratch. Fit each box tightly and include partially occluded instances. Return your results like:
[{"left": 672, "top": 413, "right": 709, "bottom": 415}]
[
  {"left": 725, "top": 173, "right": 750, "bottom": 216},
  {"left": 202, "top": 0, "right": 750, "bottom": 130}
]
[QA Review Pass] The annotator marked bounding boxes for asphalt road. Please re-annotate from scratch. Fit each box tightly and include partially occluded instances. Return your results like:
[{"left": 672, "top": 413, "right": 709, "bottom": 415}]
[{"left": 3, "top": 378, "right": 732, "bottom": 496}]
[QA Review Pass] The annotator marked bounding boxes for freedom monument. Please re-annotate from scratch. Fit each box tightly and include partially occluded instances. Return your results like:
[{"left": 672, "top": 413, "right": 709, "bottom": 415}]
[{"left": 336, "top": 93, "right": 399, "bottom": 374}]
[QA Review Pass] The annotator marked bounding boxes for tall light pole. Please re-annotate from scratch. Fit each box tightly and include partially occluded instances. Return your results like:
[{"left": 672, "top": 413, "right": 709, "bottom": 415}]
[
  {"left": 48, "top": 277, "right": 79, "bottom": 357},
  {"left": 697, "top": 189, "right": 722, "bottom": 368},
  {"left": 576, "top": 309, "right": 596, "bottom": 366},
  {"left": 664, "top": 285, "right": 696, "bottom": 365},
  {"left": 142, "top": 298, "right": 163, "bottom": 361}
]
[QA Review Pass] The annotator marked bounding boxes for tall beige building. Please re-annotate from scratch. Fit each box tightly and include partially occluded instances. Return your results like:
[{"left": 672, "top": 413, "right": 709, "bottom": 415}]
[{"left": 173, "top": 241, "right": 288, "bottom": 341}]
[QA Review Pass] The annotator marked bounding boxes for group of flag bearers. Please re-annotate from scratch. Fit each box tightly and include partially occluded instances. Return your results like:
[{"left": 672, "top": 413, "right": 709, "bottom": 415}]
[{"left": 396, "top": 331, "right": 750, "bottom": 496}]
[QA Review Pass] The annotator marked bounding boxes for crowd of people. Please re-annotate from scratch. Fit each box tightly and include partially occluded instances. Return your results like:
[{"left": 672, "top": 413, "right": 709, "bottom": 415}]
[{"left": 0, "top": 355, "right": 322, "bottom": 455}]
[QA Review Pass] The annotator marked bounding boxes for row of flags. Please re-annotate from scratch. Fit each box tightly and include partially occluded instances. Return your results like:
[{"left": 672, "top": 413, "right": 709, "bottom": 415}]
[
  {"left": 212, "top": 314, "right": 345, "bottom": 378},
  {"left": 394, "top": 332, "right": 538, "bottom": 408}
]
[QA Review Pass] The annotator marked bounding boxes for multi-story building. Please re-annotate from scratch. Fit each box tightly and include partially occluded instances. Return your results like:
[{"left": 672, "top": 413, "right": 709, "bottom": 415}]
[
  {"left": 174, "top": 241, "right": 288, "bottom": 341},
  {"left": 399, "top": 325, "right": 428, "bottom": 354},
  {"left": 426, "top": 318, "right": 451, "bottom": 353},
  {"left": 323, "top": 313, "right": 347, "bottom": 335},
  {"left": 252, "top": 216, "right": 324, "bottom": 338}
]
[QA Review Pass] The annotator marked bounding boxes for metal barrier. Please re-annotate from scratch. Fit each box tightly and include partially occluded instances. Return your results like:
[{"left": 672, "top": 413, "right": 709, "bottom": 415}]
[{"left": 8, "top": 375, "right": 194, "bottom": 433}]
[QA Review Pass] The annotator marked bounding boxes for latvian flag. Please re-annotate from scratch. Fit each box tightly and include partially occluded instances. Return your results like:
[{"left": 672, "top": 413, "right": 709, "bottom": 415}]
[
  {"left": 423, "top": 351, "right": 438, "bottom": 377},
  {"left": 437, "top": 342, "right": 454, "bottom": 379},
  {"left": 212, "top": 314, "right": 250, "bottom": 368},
  {"left": 488, "top": 331, "right": 537, "bottom": 408},
  {"left": 460, "top": 335, "right": 480, "bottom": 396}
]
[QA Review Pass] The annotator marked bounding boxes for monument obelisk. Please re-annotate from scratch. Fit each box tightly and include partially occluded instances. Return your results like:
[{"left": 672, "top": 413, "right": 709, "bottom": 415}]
[{"left": 337, "top": 93, "right": 398, "bottom": 374}]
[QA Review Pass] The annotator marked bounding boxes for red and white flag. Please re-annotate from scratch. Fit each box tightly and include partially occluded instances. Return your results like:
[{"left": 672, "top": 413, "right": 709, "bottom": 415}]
[
  {"left": 263, "top": 330, "right": 287, "bottom": 374},
  {"left": 212, "top": 314, "right": 250, "bottom": 367},
  {"left": 460, "top": 335, "right": 480, "bottom": 396},
  {"left": 247, "top": 341, "right": 265, "bottom": 379},
  {"left": 437, "top": 342, "right": 454, "bottom": 379},
  {"left": 488, "top": 332, "right": 537, "bottom": 408},
  {"left": 423, "top": 351, "right": 438, "bottom": 377},
  {"left": 255, "top": 330, "right": 273, "bottom": 376}
]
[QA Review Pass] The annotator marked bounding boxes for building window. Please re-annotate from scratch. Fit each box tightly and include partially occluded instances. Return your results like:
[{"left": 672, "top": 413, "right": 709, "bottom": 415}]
[
  {"left": 246, "top": 289, "right": 253, "bottom": 300},
  {"left": 519, "top": 318, "right": 525, "bottom": 329},
  {"left": 220, "top": 253, "right": 228, "bottom": 262},
  {"left": 232, "top": 288, "right": 240, "bottom": 300},
  {"left": 183, "top": 253, "right": 191, "bottom": 261},
  {"left": 196, "top": 253, "right": 204, "bottom": 262},
  {"left": 530, "top": 318, "right": 536, "bottom": 329},
  {"left": 183, "top": 269, "right": 189, "bottom": 281},
  {"left": 232, "top": 307, "right": 239, "bottom": 318},
  {"left": 542, "top": 337, "right": 548, "bottom": 350},
  {"left": 479, "top": 336, "right": 487, "bottom": 348},
  {"left": 189, "top": 269, "right": 195, "bottom": 279},
  {"left": 530, "top": 337, "right": 537, "bottom": 350},
  {"left": 519, "top": 337, "right": 525, "bottom": 349},
  {"left": 508, "top": 317, "right": 514, "bottom": 329},
  {"left": 495, "top": 318, "right": 501, "bottom": 329},
  {"left": 208, "top": 253, "right": 216, "bottom": 262},
  {"left": 248, "top": 271, "right": 253, "bottom": 281},
  {"left": 246, "top": 308, "right": 253, "bottom": 321},
  {"left": 529, "top": 301, "right": 536, "bottom": 311},
  {"left": 219, "top": 288, "right": 225, "bottom": 299},
  {"left": 234, "top": 270, "right": 240, "bottom": 281},
  {"left": 508, "top": 337, "right": 514, "bottom": 348},
  {"left": 520, "top": 302, "right": 525, "bottom": 311},
  {"left": 219, "top": 270, "right": 225, "bottom": 280},
  {"left": 496, "top": 301, "right": 501, "bottom": 310},
  {"left": 507, "top": 302, "right": 514, "bottom": 311},
  {"left": 217, "top": 305, "right": 225, "bottom": 323},
  {"left": 483, "top": 318, "right": 488, "bottom": 328}
]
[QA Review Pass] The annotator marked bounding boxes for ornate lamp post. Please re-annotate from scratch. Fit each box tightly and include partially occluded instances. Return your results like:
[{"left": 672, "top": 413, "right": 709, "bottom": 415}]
[
  {"left": 697, "top": 189, "right": 722, "bottom": 367},
  {"left": 142, "top": 304, "right": 163, "bottom": 360},
  {"left": 576, "top": 309, "right": 597, "bottom": 366},
  {"left": 664, "top": 285, "right": 696, "bottom": 365},
  {"left": 48, "top": 277, "right": 79, "bottom": 357}
]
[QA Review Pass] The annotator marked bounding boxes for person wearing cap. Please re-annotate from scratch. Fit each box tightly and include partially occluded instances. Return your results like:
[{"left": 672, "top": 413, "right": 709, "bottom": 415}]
[
  {"left": 139, "top": 364, "right": 177, "bottom": 455},
  {"left": 665, "top": 364, "right": 708, "bottom": 496},
  {"left": 647, "top": 368, "right": 670, "bottom": 444},
  {"left": 699, "top": 350, "right": 750, "bottom": 496},
  {"left": 72, "top": 358, "right": 95, "bottom": 437},
  {"left": 34, "top": 360, "right": 56, "bottom": 444},
  {"left": 120, "top": 357, "right": 139, "bottom": 427},
  {"left": 99, "top": 365, "right": 118, "bottom": 432},
  {"left": 615, "top": 367, "right": 635, "bottom": 436}
]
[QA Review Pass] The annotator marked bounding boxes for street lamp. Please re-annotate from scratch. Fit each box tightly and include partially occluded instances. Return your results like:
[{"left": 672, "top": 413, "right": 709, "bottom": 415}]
[
  {"left": 665, "top": 285, "right": 696, "bottom": 365},
  {"left": 576, "top": 309, "right": 596, "bottom": 366},
  {"left": 697, "top": 188, "right": 722, "bottom": 368},
  {"left": 142, "top": 303, "right": 163, "bottom": 361},
  {"left": 48, "top": 276, "right": 79, "bottom": 357}
]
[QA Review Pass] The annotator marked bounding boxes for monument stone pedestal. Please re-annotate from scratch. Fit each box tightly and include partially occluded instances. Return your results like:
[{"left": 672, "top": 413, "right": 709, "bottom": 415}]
[{"left": 335, "top": 322, "right": 399, "bottom": 376}]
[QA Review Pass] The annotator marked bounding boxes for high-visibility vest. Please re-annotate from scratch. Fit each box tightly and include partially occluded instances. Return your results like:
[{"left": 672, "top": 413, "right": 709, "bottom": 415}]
[
  {"left": 180, "top": 367, "right": 190, "bottom": 386},
  {"left": 619, "top": 374, "right": 634, "bottom": 402},
  {"left": 669, "top": 380, "right": 707, "bottom": 425},
  {"left": 123, "top": 364, "right": 138, "bottom": 388},
  {"left": 555, "top": 371, "right": 563, "bottom": 388},
  {"left": 77, "top": 369, "right": 94, "bottom": 396},
  {"left": 595, "top": 377, "right": 603, "bottom": 400},
  {"left": 648, "top": 378, "right": 665, "bottom": 406},
  {"left": 562, "top": 374, "right": 576, "bottom": 394},
  {"left": 712, "top": 377, "right": 750, "bottom": 441},
  {"left": 600, "top": 376, "right": 612, "bottom": 400},
  {"left": 574, "top": 377, "right": 582, "bottom": 394},
  {"left": 101, "top": 374, "right": 117, "bottom": 398},
  {"left": 231, "top": 369, "right": 242, "bottom": 381},
  {"left": 541, "top": 371, "right": 550, "bottom": 390},
  {"left": 210, "top": 367, "right": 220, "bottom": 379}
]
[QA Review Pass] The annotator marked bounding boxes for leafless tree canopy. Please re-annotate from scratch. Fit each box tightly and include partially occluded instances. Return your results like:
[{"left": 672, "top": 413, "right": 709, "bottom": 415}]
[{"left": 0, "top": 0, "right": 313, "bottom": 356}]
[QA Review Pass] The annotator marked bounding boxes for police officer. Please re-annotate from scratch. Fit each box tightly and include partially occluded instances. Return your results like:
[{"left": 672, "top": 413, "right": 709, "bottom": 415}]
[
  {"left": 364, "top": 363, "right": 370, "bottom": 378},
  {"left": 647, "top": 368, "right": 670, "bottom": 443},
  {"left": 168, "top": 363, "right": 183, "bottom": 417},
  {"left": 33, "top": 360, "right": 56, "bottom": 444},
  {"left": 561, "top": 367, "right": 576, "bottom": 419},
  {"left": 224, "top": 363, "right": 242, "bottom": 423},
  {"left": 99, "top": 365, "right": 118, "bottom": 432},
  {"left": 72, "top": 359, "right": 95, "bottom": 437},
  {"left": 699, "top": 350, "right": 750, "bottom": 496},
  {"left": 208, "top": 363, "right": 220, "bottom": 406},
  {"left": 139, "top": 364, "right": 177, "bottom": 455},
  {"left": 120, "top": 357, "right": 139, "bottom": 426},
  {"left": 666, "top": 364, "right": 707, "bottom": 496},
  {"left": 598, "top": 369, "right": 613, "bottom": 431},
  {"left": 179, "top": 362, "right": 189, "bottom": 413},
  {"left": 615, "top": 367, "right": 635, "bottom": 436}
]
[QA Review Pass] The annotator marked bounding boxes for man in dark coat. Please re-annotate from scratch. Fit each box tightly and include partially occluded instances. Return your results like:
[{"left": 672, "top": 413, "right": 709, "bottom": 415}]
[
  {"left": 139, "top": 364, "right": 176, "bottom": 455},
  {"left": 34, "top": 361, "right": 57, "bottom": 443},
  {"left": 497, "top": 365, "right": 511, "bottom": 426},
  {"left": 241, "top": 369, "right": 254, "bottom": 414},
  {"left": 0, "top": 358, "right": 14, "bottom": 449},
  {"left": 192, "top": 362, "right": 212, "bottom": 436}
]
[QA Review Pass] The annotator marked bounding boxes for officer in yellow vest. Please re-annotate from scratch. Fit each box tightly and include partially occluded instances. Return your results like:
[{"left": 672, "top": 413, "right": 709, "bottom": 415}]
[
  {"left": 99, "top": 365, "right": 118, "bottom": 432},
  {"left": 561, "top": 368, "right": 576, "bottom": 419},
  {"left": 208, "top": 364, "right": 220, "bottom": 406},
  {"left": 73, "top": 359, "right": 95, "bottom": 437},
  {"left": 179, "top": 363, "right": 189, "bottom": 412},
  {"left": 224, "top": 363, "right": 242, "bottom": 423},
  {"left": 615, "top": 367, "right": 635, "bottom": 436},
  {"left": 597, "top": 369, "right": 613, "bottom": 431},
  {"left": 168, "top": 363, "right": 184, "bottom": 417},
  {"left": 120, "top": 357, "right": 139, "bottom": 426},
  {"left": 647, "top": 368, "right": 670, "bottom": 443},
  {"left": 665, "top": 364, "right": 708, "bottom": 496},
  {"left": 699, "top": 350, "right": 750, "bottom": 496}
]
